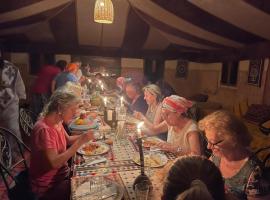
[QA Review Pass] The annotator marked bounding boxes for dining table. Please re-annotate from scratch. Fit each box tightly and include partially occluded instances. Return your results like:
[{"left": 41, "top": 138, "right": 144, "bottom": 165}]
[{"left": 69, "top": 108, "right": 176, "bottom": 200}]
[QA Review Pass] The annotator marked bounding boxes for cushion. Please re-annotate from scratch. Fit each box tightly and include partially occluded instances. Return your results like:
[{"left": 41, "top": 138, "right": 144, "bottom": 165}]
[
  {"left": 259, "top": 120, "right": 270, "bottom": 135},
  {"left": 244, "top": 104, "right": 270, "bottom": 124}
]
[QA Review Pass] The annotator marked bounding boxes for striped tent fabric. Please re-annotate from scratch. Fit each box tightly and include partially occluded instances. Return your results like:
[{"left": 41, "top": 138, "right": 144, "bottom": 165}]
[{"left": 1, "top": 0, "right": 270, "bottom": 62}]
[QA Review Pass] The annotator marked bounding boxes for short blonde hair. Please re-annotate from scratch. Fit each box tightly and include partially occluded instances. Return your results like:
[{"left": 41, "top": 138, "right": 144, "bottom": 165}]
[
  {"left": 41, "top": 91, "right": 81, "bottom": 117},
  {"left": 198, "top": 110, "right": 251, "bottom": 147},
  {"left": 142, "top": 84, "right": 162, "bottom": 102}
]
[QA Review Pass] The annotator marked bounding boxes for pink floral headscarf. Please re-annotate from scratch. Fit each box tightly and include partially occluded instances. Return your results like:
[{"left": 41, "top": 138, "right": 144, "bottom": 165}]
[{"left": 162, "top": 95, "right": 193, "bottom": 113}]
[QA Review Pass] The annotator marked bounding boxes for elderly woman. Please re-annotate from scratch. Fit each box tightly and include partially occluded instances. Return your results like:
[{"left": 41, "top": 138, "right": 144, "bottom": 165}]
[
  {"left": 142, "top": 95, "right": 202, "bottom": 155},
  {"left": 162, "top": 156, "right": 225, "bottom": 200},
  {"left": 30, "top": 91, "right": 94, "bottom": 200},
  {"left": 199, "top": 110, "right": 270, "bottom": 200}
]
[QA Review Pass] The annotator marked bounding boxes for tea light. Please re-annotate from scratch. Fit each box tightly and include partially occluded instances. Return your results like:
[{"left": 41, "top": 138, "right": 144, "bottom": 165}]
[{"left": 137, "top": 122, "right": 144, "bottom": 138}]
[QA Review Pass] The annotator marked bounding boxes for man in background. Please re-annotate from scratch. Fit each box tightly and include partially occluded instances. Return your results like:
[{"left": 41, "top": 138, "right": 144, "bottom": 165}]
[{"left": 31, "top": 60, "right": 67, "bottom": 117}]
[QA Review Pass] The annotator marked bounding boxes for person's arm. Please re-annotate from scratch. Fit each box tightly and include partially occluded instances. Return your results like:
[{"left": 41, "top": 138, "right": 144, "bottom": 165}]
[
  {"left": 143, "top": 120, "right": 168, "bottom": 136},
  {"left": 65, "top": 129, "right": 93, "bottom": 145},
  {"left": 65, "top": 132, "right": 80, "bottom": 145},
  {"left": 153, "top": 104, "right": 163, "bottom": 125},
  {"left": 187, "top": 131, "right": 202, "bottom": 155},
  {"left": 51, "top": 79, "right": 56, "bottom": 93},
  {"left": 156, "top": 131, "right": 201, "bottom": 155},
  {"left": 134, "top": 111, "right": 168, "bottom": 135},
  {"left": 42, "top": 132, "right": 93, "bottom": 169}
]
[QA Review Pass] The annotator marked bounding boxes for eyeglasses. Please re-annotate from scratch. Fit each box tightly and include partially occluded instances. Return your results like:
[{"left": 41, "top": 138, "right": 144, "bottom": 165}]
[{"left": 206, "top": 139, "right": 224, "bottom": 147}]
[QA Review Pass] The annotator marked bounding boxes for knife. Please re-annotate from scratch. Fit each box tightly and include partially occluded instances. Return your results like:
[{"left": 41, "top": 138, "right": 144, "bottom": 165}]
[
  {"left": 81, "top": 157, "right": 107, "bottom": 166},
  {"left": 100, "top": 192, "right": 117, "bottom": 200}
]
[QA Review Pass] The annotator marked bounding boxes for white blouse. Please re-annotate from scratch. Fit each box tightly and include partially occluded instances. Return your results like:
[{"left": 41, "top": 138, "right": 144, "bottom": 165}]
[{"left": 167, "top": 120, "right": 199, "bottom": 152}]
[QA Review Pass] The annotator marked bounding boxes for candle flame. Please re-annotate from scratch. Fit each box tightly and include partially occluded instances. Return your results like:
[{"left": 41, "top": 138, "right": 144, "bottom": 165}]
[{"left": 137, "top": 121, "right": 144, "bottom": 129}]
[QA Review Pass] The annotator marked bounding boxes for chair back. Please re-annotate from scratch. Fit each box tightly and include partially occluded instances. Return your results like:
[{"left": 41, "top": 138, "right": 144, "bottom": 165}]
[
  {"left": 255, "top": 146, "right": 270, "bottom": 181},
  {"left": 19, "top": 108, "right": 36, "bottom": 137},
  {"left": 255, "top": 146, "right": 270, "bottom": 167},
  {"left": 0, "top": 127, "right": 34, "bottom": 200}
]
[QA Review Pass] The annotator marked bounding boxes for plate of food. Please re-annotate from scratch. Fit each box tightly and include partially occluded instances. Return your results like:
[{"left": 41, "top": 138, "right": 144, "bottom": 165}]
[
  {"left": 142, "top": 137, "right": 163, "bottom": 148},
  {"left": 78, "top": 142, "right": 110, "bottom": 156},
  {"left": 133, "top": 152, "right": 168, "bottom": 168},
  {"left": 69, "top": 114, "right": 99, "bottom": 131}
]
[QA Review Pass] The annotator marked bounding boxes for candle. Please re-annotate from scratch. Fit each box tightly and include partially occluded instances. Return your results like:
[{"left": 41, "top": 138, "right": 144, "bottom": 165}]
[
  {"left": 101, "top": 84, "right": 104, "bottom": 91},
  {"left": 104, "top": 97, "right": 107, "bottom": 107},
  {"left": 120, "top": 96, "right": 123, "bottom": 106},
  {"left": 88, "top": 78, "right": 92, "bottom": 83},
  {"left": 137, "top": 122, "right": 144, "bottom": 138},
  {"left": 107, "top": 110, "right": 113, "bottom": 121}
]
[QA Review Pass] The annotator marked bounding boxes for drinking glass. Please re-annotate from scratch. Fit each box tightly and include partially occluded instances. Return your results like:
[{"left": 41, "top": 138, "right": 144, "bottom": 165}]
[
  {"left": 89, "top": 176, "right": 104, "bottom": 199},
  {"left": 135, "top": 181, "right": 150, "bottom": 200}
]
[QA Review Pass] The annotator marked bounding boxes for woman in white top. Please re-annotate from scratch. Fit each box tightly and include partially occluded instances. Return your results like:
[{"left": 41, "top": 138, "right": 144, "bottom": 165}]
[
  {"left": 134, "top": 84, "right": 169, "bottom": 140},
  {"left": 139, "top": 95, "right": 202, "bottom": 155}
]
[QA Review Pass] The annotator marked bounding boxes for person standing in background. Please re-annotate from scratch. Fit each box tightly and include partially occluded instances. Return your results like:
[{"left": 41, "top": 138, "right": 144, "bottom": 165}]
[
  {"left": 31, "top": 60, "right": 67, "bottom": 118},
  {"left": 71, "top": 58, "right": 86, "bottom": 83},
  {"left": 0, "top": 58, "right": 26, "bottom": 159},
  {"left": 52, "top": 63, "right": 79, "bottom": 91}
]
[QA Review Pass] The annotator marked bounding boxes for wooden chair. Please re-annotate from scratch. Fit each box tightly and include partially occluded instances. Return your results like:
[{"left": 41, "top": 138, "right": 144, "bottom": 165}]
[
  {"left": 0, "top": 127, "right": 36, "bottom": 200},
  {"left": 255, "top": 146, "right": 270, "bottom": 167},
  {"left": 254, "top": 146, "right": 270, "bottom": 181}
]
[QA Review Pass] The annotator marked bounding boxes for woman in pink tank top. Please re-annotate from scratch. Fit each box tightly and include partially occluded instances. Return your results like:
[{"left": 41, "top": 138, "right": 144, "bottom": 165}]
[{"left": 30, "top": 91, "right": 94, "bottom": 200}]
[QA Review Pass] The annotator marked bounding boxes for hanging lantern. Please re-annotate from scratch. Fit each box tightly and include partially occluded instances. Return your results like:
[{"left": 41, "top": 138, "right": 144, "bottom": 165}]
[{"left": 94, "top": 0, "right": 114, "bottom": 24}]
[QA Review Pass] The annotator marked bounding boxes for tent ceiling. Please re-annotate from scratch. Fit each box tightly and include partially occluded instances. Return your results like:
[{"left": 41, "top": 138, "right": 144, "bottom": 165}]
[{"left": 1, "top": 0, "right": 270, "bottom": 62}]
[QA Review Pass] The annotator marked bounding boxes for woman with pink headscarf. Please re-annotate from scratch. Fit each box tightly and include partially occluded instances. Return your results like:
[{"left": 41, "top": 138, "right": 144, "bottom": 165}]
[{"left": 141, "top": 95, "right": 202, "bottom": 155}]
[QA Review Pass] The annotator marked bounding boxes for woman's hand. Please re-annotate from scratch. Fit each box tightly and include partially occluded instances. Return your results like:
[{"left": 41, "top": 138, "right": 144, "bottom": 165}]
[
  {"left": 133, "top": 111, "right": 144, "bottom": 121},
  {"left": 78, "top": 131, "right": 94, "bottom": 145},
  {"left": 156, "top": 142, "right": 178, "bottom": 153}
]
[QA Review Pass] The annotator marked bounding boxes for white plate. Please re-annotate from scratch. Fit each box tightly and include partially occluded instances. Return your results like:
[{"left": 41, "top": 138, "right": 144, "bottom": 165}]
[
  {"left": 133, "top": 152, "right": 168, "bottom": 168},
  {"left": 142, "top": 137, "right": 163, "bottom": 148},
  {"left": 74, "top": 179, "right": 124, "bottom": 200},
  {"left": 78, "top": 142, "right": 110, "bottom": 156}
]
